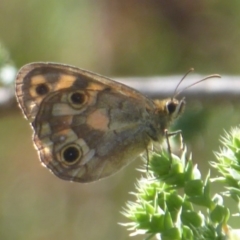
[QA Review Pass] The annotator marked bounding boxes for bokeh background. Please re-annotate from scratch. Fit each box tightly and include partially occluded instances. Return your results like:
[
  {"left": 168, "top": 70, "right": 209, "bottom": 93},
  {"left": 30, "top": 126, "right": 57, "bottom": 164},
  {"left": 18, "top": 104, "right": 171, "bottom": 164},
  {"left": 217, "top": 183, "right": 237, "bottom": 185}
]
[{"left": 0, "top": 1, "right": 240, "bottom": 239}]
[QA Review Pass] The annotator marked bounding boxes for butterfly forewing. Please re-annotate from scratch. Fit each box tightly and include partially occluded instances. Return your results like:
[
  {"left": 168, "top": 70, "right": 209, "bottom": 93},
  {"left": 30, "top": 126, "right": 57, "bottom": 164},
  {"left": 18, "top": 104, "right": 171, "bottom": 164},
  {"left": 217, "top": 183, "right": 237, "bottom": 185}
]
[{"left": 15, "top": 63, "right": 151, "bottom": 121}]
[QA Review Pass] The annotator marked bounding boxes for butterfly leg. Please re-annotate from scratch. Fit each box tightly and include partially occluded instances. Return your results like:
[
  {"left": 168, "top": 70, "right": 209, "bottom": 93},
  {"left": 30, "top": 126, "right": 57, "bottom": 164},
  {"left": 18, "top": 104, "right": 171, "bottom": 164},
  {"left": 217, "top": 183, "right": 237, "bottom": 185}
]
[
  {"left": 164, "top": 129, "right": 182, "bottom": 164},
  {"left": 145, "top": 147, "right": 150, "bottom": 172}
]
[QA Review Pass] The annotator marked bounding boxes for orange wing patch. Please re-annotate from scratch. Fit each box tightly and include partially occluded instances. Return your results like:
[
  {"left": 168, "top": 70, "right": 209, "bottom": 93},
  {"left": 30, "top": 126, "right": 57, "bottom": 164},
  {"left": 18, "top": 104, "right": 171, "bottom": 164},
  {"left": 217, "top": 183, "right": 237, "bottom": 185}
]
[{"left": 86, "top": 109, "right": 109, "bottom": 131}]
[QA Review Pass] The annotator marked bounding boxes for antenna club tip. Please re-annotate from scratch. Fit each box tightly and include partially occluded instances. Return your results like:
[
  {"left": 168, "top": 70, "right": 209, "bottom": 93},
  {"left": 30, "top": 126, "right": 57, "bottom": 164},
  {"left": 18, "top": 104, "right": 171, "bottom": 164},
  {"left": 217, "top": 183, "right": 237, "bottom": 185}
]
[
  {"left": 208, "top": 74, "right": 221, "bottom": 79},
  {"left": 190, "top": 68, "right": 194, "bottom": 72}
]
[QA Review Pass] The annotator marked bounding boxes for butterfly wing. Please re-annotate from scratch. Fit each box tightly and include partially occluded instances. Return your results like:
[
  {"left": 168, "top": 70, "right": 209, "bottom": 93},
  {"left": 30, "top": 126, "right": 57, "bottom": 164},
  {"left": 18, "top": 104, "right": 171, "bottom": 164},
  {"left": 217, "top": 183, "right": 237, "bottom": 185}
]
[
  {"left": 15, "top": 63, "right": 158, "bottom": 182},
  {"left": 16, "top": 62, "right": 152, "bottom": 122}
]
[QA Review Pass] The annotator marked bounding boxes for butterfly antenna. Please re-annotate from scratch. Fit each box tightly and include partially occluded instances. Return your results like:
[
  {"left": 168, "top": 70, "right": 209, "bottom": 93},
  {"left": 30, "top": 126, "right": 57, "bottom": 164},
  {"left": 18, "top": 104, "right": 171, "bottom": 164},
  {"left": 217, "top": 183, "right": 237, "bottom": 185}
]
[
  {"left": 172, "top": 68, "right": 195, "bottom": 99},
  {"left": 174, "top": 74, "right": 221, "bottom": 98}
]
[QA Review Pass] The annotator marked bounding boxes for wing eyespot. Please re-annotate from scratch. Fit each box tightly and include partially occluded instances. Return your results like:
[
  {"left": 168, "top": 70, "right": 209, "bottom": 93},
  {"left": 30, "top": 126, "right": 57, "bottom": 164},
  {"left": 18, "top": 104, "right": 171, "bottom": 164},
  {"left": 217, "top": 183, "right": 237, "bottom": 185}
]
[
  {"left": 61, "top": 144, "right": 82, "bottom": 165},
  {"left": 68, "top": 90, "right": 88, "bottom": 109},
  {"left": 35, "top": 83, "right": 49, "bottom": 95}
]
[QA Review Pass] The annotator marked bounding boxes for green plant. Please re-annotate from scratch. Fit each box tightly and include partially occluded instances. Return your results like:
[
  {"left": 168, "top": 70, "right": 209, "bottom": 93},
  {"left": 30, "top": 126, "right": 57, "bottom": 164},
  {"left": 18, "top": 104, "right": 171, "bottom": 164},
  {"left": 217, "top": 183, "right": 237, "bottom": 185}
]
[{"left": 122, "top": 126, "right": 240, "bottom": 240}]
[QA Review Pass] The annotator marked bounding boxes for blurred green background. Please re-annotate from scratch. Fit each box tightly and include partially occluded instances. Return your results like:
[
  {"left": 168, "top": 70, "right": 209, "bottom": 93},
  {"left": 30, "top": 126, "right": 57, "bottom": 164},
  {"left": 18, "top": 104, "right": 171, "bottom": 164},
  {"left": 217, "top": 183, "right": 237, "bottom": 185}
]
[{"left": 0, "top": 1, "right": 240, "bottom": 239}]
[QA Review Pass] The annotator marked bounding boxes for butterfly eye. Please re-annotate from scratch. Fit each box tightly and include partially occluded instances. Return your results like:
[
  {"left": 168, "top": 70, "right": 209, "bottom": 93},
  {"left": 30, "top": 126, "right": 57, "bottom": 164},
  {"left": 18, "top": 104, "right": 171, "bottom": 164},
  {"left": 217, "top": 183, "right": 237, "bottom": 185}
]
[
  {"left": 68, "top": 90, "right": 87, "bottom": 109},
  {"left": 35, "top": 83, "right": 49, "bottom": 95},
  {"left": 166, "top": 102, "right": 177, "bottom": 114},
  {"left": 61, "top": 144, "right": 82, "bottom": 165}
]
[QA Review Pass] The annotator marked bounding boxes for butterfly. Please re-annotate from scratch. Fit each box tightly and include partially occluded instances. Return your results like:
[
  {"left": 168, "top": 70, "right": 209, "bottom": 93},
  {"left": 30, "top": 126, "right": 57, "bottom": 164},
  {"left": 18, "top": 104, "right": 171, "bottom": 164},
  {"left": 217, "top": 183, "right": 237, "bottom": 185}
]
[{"left": 15, "top": 62, "right": 218, "bottom": 183}]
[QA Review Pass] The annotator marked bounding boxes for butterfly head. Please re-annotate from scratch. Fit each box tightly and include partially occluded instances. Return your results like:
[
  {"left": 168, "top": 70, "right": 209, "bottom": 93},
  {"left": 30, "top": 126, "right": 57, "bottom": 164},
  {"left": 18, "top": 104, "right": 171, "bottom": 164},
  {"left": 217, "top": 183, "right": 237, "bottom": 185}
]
[
  {"left": 154, "top": 97, "right": 185, "bottom": 126},
  {"left": 165, "top": 97, "right": 185, "bottom": 119},
  {"left": 152, "top": 70, "right": 221, "bottom": 137}
]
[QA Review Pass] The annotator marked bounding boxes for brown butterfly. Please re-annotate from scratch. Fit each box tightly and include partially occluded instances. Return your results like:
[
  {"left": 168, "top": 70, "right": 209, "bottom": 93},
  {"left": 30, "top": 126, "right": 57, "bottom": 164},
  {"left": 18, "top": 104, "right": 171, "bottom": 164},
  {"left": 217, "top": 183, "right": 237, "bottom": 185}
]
[{"left": 15, "top": 63, "right": 219, "bottom": 182}]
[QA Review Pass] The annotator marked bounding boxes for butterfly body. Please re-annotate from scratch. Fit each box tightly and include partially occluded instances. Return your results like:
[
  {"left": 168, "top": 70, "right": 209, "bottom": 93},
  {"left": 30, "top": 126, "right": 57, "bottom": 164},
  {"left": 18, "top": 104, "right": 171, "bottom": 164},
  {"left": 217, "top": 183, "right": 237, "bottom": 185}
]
[{"left": 16, "top": 63, "right": 184, "bottom": 182}]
